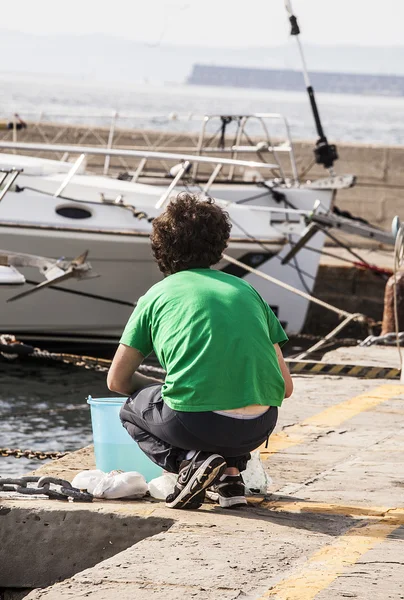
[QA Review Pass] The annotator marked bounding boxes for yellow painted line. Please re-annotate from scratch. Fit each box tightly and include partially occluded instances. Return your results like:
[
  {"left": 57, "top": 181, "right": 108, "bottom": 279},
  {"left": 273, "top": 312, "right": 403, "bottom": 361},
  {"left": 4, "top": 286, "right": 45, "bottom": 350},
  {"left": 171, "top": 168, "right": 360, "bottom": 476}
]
[
  {"left": 258, "top": 519, "right": 401, "bottom": 600},
  {"left": 257, "top": 499, "right": 404, "bottom": 523},
  {"left": 305, "top": 384, "right": 402, "bottom": 427},
  {"left": 261, "top": 384, "right": 403, "bottom": 456}
]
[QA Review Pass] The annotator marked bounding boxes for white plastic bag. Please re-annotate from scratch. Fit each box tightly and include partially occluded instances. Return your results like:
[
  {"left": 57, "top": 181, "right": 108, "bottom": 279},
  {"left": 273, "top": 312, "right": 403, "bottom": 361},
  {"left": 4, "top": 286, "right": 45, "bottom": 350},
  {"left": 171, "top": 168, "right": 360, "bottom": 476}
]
[
  {"left": 72, "top": 469, "right": 148, "bottom": 499},
  {"left": 243, "top": 450, "right": 273, "bottom": 495},
  {"left": 148, "top": 472, "right": 177, "bottom": 500},
  {"left": 71, "top": 470, "right": 105, "bottom": 493}
]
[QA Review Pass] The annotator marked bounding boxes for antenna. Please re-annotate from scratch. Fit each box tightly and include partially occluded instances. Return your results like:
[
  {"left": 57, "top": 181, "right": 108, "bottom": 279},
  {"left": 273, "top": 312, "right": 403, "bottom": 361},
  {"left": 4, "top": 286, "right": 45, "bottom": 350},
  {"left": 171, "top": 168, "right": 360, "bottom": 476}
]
[{"left": 284, "top": 0, "right": 338, "bottom": 173}]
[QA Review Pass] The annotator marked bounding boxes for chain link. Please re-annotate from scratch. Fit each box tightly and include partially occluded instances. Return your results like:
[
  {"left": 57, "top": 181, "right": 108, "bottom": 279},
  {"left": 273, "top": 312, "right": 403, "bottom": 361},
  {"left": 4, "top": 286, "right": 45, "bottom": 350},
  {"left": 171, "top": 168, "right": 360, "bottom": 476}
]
[
  {"left": 0, "top": 475, "right": 93, "bottom": 501},
  {"left": 30, "top": 348, "right": 166, "bottom": 379},
  {"left": 0, "top": 447, "right": 67, "bottom": 460},
  {"left": 359, "top": 331, "right": 404, "bottom": 347},
  {"left": 0, "top": 334, "right": 166, "bottom": 377}
]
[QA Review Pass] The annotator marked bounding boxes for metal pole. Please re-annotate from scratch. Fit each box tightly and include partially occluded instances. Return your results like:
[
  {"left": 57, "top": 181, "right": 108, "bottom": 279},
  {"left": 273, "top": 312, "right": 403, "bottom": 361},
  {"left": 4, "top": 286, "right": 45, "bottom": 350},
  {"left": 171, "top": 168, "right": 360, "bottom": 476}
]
[
  {"left": 0, "top": 141, "right": 279, "bottom": 171},
  {"left": 284, "top": 0, "right": 338, "bottom": 172},
  {"left": 131, "top": 157, "right": 147, "bottom": 183},
  {"left": 156, "top": 161, "right": 191, "bottom": 209},
  {"left": 203, "top": 163, "right": 223, "bottom": 195},
  {"left": 294, "top": 314, "right": 362, "bottom": 360},
  {"left": 103, "top": 111, "right": 118, "bottom": 176},
  {"left": 53, "top": 154, "right": 86, "bottom": 198},
  {"left": 0, "top": 170, "right": 21, "bottom": 203}
]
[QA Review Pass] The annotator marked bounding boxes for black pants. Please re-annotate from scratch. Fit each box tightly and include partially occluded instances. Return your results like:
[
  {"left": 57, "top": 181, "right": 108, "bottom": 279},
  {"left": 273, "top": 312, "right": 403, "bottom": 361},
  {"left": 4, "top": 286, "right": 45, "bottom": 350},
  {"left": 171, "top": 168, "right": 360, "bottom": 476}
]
[{"left": 120, "top": 384, "right": 278, "bottom": 473}]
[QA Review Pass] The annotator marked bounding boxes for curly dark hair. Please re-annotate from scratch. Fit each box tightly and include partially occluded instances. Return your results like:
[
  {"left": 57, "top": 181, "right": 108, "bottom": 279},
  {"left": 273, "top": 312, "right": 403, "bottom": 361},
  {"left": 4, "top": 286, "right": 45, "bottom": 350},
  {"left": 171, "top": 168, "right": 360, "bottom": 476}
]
[{"left": 151, "top": 193, "right": 231, "bottom": 275}]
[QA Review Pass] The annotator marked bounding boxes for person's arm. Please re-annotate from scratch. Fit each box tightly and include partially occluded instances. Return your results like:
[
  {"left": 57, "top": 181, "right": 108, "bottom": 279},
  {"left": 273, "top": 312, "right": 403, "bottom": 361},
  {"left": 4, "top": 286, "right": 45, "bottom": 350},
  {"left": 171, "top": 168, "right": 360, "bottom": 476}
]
[
  {"left": 274, "top": 343, "right": 293, "bottom": 398},
  {"left": 107, "top": 344, "right": 162, "bottom": 395}
]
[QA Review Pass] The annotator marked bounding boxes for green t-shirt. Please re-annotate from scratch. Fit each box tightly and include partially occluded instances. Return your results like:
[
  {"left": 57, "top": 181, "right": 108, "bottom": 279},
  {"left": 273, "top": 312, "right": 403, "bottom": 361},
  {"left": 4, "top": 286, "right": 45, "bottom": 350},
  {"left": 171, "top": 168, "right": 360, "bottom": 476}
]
[{"left": 120, "top": 269, "right": 288, "bottom": 412}]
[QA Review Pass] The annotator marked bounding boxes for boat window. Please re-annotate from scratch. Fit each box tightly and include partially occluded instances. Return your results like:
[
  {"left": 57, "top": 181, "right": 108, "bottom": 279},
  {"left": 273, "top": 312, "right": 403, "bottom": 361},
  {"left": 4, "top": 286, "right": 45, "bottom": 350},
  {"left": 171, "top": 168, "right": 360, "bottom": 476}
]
[{"left": 56, "top": 205, "right": 92, "bottom": 219}]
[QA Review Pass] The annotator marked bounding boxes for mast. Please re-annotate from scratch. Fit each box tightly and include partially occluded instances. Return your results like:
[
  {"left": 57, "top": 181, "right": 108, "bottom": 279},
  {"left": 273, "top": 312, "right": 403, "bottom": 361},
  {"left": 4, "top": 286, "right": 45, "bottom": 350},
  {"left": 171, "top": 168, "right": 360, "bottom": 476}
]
[{"left": 284, "top": 0, "right": 338, "bottom": 173}]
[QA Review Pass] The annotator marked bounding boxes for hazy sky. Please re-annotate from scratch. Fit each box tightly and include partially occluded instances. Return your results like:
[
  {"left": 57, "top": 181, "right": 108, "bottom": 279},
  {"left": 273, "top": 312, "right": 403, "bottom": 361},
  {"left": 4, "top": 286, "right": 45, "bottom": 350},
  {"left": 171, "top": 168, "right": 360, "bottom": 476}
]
[{"left": 4, "top": 0, "right": 404, "bottom": 47}]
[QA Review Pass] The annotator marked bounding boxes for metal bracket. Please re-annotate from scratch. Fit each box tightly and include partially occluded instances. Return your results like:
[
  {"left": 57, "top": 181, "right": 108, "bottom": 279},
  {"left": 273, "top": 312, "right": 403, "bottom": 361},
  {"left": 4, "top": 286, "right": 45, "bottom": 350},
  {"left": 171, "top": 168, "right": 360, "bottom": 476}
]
[
  {"left": 156, "top": 160, "right": 191, "bottom": 209},
  {"left": 302, "top": 174, "right": 356, "bottom": 190},
  {"left": 0, "top": 249, "right": 97, "bottom": 302},
  {"left": 0, "top": 168, "right": 22, "bottom": 203}
]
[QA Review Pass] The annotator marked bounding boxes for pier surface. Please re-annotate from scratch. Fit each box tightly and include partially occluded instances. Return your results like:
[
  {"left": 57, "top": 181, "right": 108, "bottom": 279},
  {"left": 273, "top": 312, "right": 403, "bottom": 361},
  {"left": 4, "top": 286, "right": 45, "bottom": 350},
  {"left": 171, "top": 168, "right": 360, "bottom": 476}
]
[{"left": 1, "top": 356, "right": 403, "bottom": 600}]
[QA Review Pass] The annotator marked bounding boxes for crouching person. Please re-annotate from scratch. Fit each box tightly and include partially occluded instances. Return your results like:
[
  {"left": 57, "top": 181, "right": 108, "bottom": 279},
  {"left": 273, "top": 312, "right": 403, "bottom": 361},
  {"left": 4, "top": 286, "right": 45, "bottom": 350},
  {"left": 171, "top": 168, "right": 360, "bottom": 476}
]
[{"left": 107, "top": 193, "right": 293, "bottom": 510}]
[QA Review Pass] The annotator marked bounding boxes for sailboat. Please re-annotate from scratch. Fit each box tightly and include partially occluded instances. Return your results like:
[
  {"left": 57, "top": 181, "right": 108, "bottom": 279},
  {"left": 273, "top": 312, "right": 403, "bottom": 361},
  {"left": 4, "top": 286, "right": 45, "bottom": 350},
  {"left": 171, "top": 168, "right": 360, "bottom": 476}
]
[{"left": 0, "top": 1, "right": 381, "bottom": 346}]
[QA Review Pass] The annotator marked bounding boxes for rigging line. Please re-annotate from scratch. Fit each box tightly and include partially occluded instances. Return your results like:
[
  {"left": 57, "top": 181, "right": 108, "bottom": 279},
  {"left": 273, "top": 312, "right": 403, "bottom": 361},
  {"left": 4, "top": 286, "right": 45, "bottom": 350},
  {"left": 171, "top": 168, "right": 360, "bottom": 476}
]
[
  {"left": 298, "top": 157, "right": 316, "bottom": 179},
  {"left": 290, "top": 241, "right": 391, "bottom": 276},
  {"left": 17, "top": 185, "right": 98, "bottom": 204},
  {"left": 203, "top": 124, "right": 228, "bottom": 150},
  {"left": 178, "top": 179, "right": 344, "bottom": 294},
  {"left": 186, "top": 177, "right": 322, "bottom": 288},
  {"left": 234, "top": 191, "right": 276, "bottom": 205},
  {"left": 283, "top": 199, "right": 312, "bottom": 295},
  {"left": 228, "top": 212, "right": 357, "bottom": 297},
  {"left": 228, "top": 213, "right": 316, "bottom": 283},
  {"left": 317, "top": 225, "right": 378, "bottom": 268},
  {"left": 17, "top": 186, "right": 131, "bottom": 210},
  {"left": 17, "top": 185, "right": 154, "bottom": 221},
  {"left": 281, "top": 193, "right": 312, "bottom": 294},
  {"left": 241, "top": 129, "right": 279, "bottom": 173},
  {"left": 24, "top": 279, "right": 136, "bottom": 307},
  {"left": 231, "top": 117, "right": 242, "bottom": 150}
]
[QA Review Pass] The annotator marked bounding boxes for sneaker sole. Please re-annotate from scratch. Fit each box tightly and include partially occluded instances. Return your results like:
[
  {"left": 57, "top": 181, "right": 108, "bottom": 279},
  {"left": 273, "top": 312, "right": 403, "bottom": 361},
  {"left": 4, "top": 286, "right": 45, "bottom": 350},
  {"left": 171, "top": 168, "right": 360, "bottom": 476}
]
[
  {"left": 218, "top": 495, "right": 248, "bottom": 509},
  {"left": 166, "top": 455, "right": 226, "bottom": 509}
]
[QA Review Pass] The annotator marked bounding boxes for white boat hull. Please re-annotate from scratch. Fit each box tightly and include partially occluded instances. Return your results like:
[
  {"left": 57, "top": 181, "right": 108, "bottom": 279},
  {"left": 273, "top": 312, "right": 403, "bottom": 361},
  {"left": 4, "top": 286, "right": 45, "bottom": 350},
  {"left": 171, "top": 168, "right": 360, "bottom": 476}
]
[{"left": 0, "top": 159, "right": 334, "bottom": 341}]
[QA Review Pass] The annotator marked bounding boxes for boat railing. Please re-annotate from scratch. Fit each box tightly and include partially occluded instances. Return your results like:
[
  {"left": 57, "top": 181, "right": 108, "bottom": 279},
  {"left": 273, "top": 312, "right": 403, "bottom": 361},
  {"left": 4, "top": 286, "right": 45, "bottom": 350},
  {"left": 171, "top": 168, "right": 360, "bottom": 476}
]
[
  {"left": 0, "top": 111, "right": 298, "bottom": 183},
  {"left": 0, "top": 141, "right": 281, "bottom": 207}
]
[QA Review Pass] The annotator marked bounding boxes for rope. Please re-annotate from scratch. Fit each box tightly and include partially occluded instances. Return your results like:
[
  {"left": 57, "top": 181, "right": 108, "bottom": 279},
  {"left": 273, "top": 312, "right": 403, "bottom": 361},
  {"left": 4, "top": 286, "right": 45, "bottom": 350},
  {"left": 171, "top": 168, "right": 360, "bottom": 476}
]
[
  {"left": 222, "top": 253, "right": 367, "bottom": 322},
  {"left": 393, "top": 223, "right": 404, "bottom": 374},
  {"left": 24, "top": 279, "right": 136, "bottom": 307}
]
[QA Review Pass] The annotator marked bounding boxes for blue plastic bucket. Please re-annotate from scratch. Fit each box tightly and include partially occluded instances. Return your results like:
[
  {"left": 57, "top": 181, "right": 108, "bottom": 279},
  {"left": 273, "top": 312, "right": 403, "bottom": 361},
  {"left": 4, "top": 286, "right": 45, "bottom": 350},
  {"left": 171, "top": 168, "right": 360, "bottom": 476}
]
[{"left": 87, "top": 396, "right": 162, "bottom": 482}]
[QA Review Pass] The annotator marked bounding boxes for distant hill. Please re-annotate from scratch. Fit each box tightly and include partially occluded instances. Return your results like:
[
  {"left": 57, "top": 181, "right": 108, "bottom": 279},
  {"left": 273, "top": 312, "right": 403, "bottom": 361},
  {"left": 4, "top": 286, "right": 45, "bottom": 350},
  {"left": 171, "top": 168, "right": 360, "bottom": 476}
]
[
  {"left": 1, "top": 29, "right": 404, "bottom": 84},
  {"left": 188, "top": 65, "right": 404, "bottom": 96}
]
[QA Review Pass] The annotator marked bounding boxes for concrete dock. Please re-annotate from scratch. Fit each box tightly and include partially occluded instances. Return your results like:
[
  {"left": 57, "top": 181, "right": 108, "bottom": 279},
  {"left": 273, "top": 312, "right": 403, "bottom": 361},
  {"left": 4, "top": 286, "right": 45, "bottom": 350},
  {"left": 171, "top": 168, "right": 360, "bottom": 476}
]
[{"left": 1, "top": 356, "right": 404, "bottom": 599}]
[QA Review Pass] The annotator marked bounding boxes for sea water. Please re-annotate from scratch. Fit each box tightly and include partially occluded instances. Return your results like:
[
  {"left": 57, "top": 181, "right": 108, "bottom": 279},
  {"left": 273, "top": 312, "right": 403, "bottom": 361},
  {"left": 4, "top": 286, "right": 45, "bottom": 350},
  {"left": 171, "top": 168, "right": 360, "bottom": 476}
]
[{"left": 2, "top": 76, "right": 404, "bottom": 146}]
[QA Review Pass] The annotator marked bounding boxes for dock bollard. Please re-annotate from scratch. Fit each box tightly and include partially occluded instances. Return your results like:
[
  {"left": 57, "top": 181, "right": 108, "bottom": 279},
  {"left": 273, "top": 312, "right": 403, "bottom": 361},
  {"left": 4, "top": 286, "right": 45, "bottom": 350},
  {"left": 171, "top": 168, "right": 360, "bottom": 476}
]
[{"left": 381, "top": 271, "right": 404, "bottom": 335}]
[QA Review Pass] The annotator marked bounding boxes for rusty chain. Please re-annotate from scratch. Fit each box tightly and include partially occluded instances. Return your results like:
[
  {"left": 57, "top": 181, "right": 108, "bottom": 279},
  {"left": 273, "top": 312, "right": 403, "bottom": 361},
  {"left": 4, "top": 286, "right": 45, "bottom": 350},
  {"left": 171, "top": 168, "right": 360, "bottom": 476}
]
[
  {"left": 1, "top": 336, "right": 165, "bottom": 462},
  {"left": 0, "top": 475, "right": 93, "bottom": 501},
  {"left": 0, "top": 334, "right": 166, "bottom": 379},
  {"left": 0, "top": 448, "right": 67, "bottom": 460},
  {"left": 31, "top": 347, "right": 166, "bottom": 379}
]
